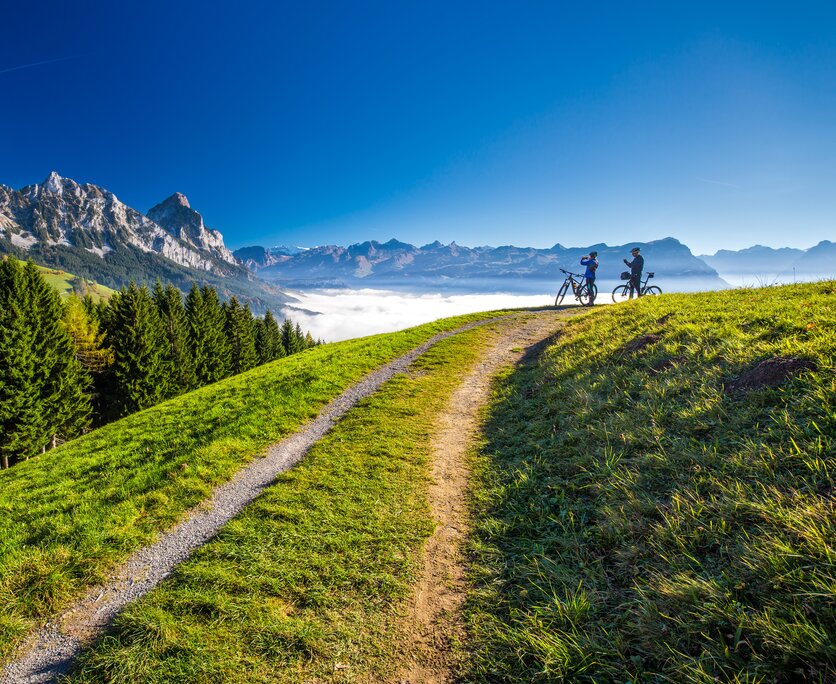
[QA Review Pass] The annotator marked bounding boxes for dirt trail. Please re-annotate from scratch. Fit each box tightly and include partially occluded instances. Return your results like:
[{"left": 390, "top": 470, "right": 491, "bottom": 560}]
[
  {"left": 0, "top": 316, "right": 525, "bottom": 684},
  {"left": 392, "top": 310, "right": 574, "bottom": 684},
  {"left": 1, "top": 310, "right": 577, "bottom": 684}
]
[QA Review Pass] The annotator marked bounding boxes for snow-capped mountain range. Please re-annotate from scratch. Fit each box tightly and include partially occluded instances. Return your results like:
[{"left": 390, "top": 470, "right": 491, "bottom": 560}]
[
  {"left": 0, "top": 172, "right": 293, "bottom": 313},
  {"left": 0, "top": 172, "right": 237, "bottom": 275},
  {"left": 234, "top": 237, "right": 728, "bottom": 291}
]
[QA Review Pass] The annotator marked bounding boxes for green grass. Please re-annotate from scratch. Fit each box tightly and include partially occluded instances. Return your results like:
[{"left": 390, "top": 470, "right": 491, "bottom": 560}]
[
  {"left": 0, "top": 310, "right": 510, "bottom": 662},
  {"left": 36, "top": 264, "right": 115, "bottom": 301},
  {"left": 465, "top": 282, "right": 835, "bottom": 682},
  {"left": 64, "top": 317, "right": 517, "bottom": 682}
]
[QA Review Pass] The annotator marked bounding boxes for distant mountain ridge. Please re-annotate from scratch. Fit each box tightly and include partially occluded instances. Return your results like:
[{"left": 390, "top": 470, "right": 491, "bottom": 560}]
[
  {"left": 0, "top": 173, "right": 291, "bottom": 313},
  {"left": 236, "top": 237, "right": 726, "bottom": 290},
  {"left": 700, "top": 242, "right": 836, "bottom": 280},
  {"left": 233, "top": 245, "right": 308, "bottom": 271}
]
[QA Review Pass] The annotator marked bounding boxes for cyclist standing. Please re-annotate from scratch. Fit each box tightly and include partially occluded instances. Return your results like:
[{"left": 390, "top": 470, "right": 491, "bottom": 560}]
[
  {"left": 623, "top": 247, "right": 644, "bottom": 298},
  {"left": 580, "top": 251, "right": 599, "bottom": 304}
]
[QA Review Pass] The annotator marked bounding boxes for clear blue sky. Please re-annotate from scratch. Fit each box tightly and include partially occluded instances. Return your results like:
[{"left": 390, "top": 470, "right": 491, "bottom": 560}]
[{"left": 2, "top": 1, "right": 834, "bottom": 254}]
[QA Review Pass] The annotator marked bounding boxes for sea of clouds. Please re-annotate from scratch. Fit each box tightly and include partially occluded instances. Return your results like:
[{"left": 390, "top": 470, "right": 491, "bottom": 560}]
[{"left": 282, "top": 288, "right": 562, "bottom": 342}]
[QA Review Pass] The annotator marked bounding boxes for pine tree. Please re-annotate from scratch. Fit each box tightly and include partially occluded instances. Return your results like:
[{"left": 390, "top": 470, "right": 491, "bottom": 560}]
[
  {"left": 293, "top": 322, "right": 306, "bottom": 354},
  {"left": 223, "top": 297, "right": 257, "bottom": 375},
  {"left": 304, "top": 331, "right": 315, "bottom": 349},
  {"left": 186, "top": 284, "right": 231, "bottom": 385},
  {"left": 280, "top": 317, "right": 296, "bottom": 357},
  {"left": 0, "top": 258, "right": 41, "bottom": 468},
  {"left": 185, "top": 284, "right": 208, "bottom": 382},
  {"left": 201, "top": 285, "right": 231, "bottom": 382},
  {"left": 0, "top": 259, "right": 91, "bottom": 467},
  {"left": 153, "top": 282, "right": 195, "bottom": 396},
  {"left": 26, "top": 263, "right": 92, "bottom": 447},
  {"left": 255, "top": 309, "right": 284, "bottom": 364},
  {"left": 105, "top": 282, "right": 168, "bottom": 416}
]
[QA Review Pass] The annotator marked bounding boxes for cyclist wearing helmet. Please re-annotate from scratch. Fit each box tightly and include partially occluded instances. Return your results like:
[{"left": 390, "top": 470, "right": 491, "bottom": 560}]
[
  {"left": 624, "top": 247, "right": 644, "bottom": 298},
  {"left": 580, "top": 251, "right": 599, "bottom": 304}
]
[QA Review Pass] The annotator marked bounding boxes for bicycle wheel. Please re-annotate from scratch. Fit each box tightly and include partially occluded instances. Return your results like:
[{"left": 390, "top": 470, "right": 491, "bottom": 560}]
[
  {"left": 611, "top": 284, "right": 630, "bottom": 303},
  {"left": 555, "top": 281, "right": 569, "bottom": 306},
  {"left": 579, "top": 283, "right": 597, "bottom": 306},
  {"left": 644, "top": 286, "right": 662, "bottom": 296}
]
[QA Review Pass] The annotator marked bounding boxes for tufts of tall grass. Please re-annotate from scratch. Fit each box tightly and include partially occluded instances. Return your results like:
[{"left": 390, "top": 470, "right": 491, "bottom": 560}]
[{"left": 466, "top": 282, "right": 835, "bottom": 682}]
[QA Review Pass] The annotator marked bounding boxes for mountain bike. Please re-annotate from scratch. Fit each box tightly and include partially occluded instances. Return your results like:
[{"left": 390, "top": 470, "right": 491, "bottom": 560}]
[
  {"left": 611, "top": 272, "right": 662, "bottom": 302},
  {"left": 555, "top": 269, "right": 597, "bottom": 306}
]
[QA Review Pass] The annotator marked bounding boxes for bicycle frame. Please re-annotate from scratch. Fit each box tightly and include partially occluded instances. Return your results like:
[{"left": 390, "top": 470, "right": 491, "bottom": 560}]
[
  {"left": 555, "top": 269, "right": 596, "bottom": 306},
  {"left": 634, "top": 272, "right": 655, "bottom": 294},
  {"left": 612, "top": 271, "right": 660, "bottom": 302}
]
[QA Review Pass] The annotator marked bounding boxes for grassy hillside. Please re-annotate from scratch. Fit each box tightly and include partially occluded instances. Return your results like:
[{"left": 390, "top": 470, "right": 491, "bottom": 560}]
[
  {"left": 0, "top": 310, "right": 508, "bottom": 662},
  {"left": 466, "top": 282, "right": 834, "bottom": 681},
  {"left": 35, "top": 264, "right": 115, "bottom": 301},
  {"left": 2, "top": 283, "right": 832, "bottom": 681},
  {"left": 65, "top": 317, "right": 519, "bottom": 683}
]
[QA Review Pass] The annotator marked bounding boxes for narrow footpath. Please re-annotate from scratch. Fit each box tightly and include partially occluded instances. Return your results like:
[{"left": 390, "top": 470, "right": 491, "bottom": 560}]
[
  {"left": 1, "top": 310, "right": 577, "bottom": 684},
  {"left": 392, "top": 312, "right": 573, "bottom": 684}
]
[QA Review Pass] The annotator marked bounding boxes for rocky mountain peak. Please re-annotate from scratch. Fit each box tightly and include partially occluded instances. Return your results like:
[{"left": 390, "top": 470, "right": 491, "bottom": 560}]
[
  {"left": 174, "top": 192, "right": 190, "bottom": 207},
  {"left": 40, "top": 171, "right": 79, "bottom": 196},
  {"left": 160, "top": 192, "right": 191, "bottom": 209},
  {"left": 44, "top": 171, "right": 64, "bottom": 192},
  {"left": 1, "top": 173, "right": 245, "bottom": 276},
  {"left": 148, "top": 193, "right": 236, "bottom": 265}
]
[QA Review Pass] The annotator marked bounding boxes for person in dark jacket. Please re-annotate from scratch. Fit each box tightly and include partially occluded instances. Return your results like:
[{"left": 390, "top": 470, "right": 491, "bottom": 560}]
[
  {"left": 580, "top": 251, "right": 599, "bottom": 304},
  {"left": 624, "top": 247, "right": 644, "bottom": 298}
]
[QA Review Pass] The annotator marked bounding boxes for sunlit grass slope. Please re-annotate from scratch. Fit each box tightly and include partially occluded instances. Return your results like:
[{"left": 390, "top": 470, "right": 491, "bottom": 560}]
[
  {"left": 65, "top": 318, "right": 515, "bottom": 683},
  {"left": 0, "top": 310, "right": 507, "bottom": 661},
  {"left": 466, "top": 282, "right": 835, "bottom": 682},
  {"left": 36, "top": 264, "right": 115, "bottom": 301}
]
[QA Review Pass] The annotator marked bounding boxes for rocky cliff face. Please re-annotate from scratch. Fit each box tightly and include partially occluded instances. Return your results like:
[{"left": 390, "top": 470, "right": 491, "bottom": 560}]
[
  {"left": 0, "top": 172, "right": 237, "bottom": 275},
  {"left": 147, "top": 192, "right": 237, "bottom": 266}
]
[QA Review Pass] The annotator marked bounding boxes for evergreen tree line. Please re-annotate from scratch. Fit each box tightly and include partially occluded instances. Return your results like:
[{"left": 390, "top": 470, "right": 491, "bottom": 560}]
[{"left": 0, "top": 257, "right": 320, "bottom": 468}]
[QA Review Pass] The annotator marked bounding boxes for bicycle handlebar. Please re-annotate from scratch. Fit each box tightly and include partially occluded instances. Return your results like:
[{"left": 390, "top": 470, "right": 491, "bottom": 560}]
[{"left": 560, "top": 268, "right": 584, "bottom": 277}]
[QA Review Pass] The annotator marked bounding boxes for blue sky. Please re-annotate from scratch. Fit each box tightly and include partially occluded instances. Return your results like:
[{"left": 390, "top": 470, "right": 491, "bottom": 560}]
[{"left": 2, "top": 1, "right": 834, "bottom": 254}]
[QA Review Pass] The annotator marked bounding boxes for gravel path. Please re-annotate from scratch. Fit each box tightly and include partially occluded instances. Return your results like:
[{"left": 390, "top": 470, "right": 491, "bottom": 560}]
[{"left": 0, "top": 316, "right": 515, "bottom": 684}]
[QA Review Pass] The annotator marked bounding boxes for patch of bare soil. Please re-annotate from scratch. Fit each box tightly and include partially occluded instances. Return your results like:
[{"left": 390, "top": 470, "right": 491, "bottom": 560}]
[
  {"left": 649, "top": 354, "right": 687, "bottom": 374},
  {"left": 391, "top": 310, "right": 577, "bottom": 684},
  {"left": 725, "top": 356, "right": 817, "bottom": 395},
  {"left": 622, "top": 333, "right": 662, "bottom": 355}
]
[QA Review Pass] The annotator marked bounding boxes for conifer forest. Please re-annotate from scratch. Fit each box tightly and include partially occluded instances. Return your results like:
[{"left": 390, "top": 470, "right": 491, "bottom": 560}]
[{"left": 0, "top": 257, "right": 320, "bottom": 469}]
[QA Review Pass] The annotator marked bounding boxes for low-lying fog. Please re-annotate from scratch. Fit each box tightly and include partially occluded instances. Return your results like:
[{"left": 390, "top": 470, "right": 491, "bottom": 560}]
[
  {"left": 280, "top": 272, "right": 832, "bottom": 343},
  {"left": 283, "top": 289, "right": 559, "bottom": 342}
]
